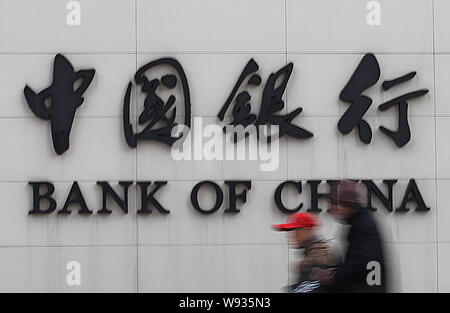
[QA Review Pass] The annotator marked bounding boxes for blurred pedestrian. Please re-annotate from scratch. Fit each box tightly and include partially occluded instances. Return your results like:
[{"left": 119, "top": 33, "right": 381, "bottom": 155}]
[
  {"left": 273, "top": 212, "right": 337, "bottom": 293},
  {"left": 312, "top": 180, "right": 388, "bottom": 292}
]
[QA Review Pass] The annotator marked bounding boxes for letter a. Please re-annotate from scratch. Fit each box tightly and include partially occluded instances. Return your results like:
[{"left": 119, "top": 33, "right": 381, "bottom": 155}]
[
  {"left": 366, "top": 261, "right": 381, "bottom": 286},
  {"left": 366, "top": 1, "right": 381, "bottom": 26},
  {"left": 66, "top": 1, "right": 81, "bottom": 26},
  {"left": 66, "top": 261, "right": 81, "bottom": 286}
]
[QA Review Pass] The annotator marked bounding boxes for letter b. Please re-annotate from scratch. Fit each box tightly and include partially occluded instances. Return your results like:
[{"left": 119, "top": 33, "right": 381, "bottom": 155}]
[{"left": 29, "top": 182, "right": 57, "bottom": 214}]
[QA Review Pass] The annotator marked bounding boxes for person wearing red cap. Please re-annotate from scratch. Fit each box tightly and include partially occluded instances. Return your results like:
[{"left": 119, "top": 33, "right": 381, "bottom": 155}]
[{"left": 273, "top": 212, "right": 337, "bottom": 293}]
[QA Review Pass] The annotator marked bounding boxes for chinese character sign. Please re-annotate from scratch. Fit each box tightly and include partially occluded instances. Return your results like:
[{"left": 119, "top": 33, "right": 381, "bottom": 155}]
[
  {"left": 217, "top": 58, "right": 313, "bottom": 142},
  {"left": 123, "top": 58, "right": 191, "bottom": 148},
  {"left": 338, "top": 53, "right": 429, "bottom": 147},
  {"left": 23, "top": 54, "right": 95, "bottom": 155},
  {"left": 22, "top": 53, "right": 429, "bottom": 154}
]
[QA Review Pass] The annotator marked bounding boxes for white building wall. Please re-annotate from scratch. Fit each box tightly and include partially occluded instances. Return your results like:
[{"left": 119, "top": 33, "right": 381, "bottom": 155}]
[{"left": 0, "top": 0, "right": 446, "bottom": 292}]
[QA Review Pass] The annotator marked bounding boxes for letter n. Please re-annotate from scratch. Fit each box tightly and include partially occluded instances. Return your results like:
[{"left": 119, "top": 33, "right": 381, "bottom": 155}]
[
  {"left": 362, "top": 180, "right": 397, "bottom": 212},
  {"left": 97, "top": 181, "right": 133, "bottom": 214}
]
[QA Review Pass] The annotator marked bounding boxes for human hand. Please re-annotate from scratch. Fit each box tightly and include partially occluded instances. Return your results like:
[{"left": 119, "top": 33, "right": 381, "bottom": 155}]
[{"left": 310, "top": 268, "right": 335, "bottom": 286}]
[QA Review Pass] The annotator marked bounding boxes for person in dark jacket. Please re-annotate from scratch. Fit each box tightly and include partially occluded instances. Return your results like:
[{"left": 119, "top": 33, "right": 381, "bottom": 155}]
[
  {"left": 312, "top": 180, "right": 388, "bottom": 292},
  {"left": 273, "top": 212, "right": 337, "bottom": 293}
]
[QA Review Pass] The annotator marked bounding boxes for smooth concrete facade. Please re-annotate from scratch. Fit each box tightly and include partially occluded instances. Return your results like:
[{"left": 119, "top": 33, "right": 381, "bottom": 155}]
[{"left": 0, "top": 0, "right": 446, "bottom": 292}]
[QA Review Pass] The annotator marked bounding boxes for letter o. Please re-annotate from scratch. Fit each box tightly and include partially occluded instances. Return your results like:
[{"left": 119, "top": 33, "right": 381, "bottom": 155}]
[{"left": 190, "top": 181, "right": 223, "bottom": 214}]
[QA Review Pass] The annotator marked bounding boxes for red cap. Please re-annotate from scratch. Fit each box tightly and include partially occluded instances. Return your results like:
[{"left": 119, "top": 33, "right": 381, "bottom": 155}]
[{"left": 272, "top": 212, "right": 320, "bottom": 231}]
